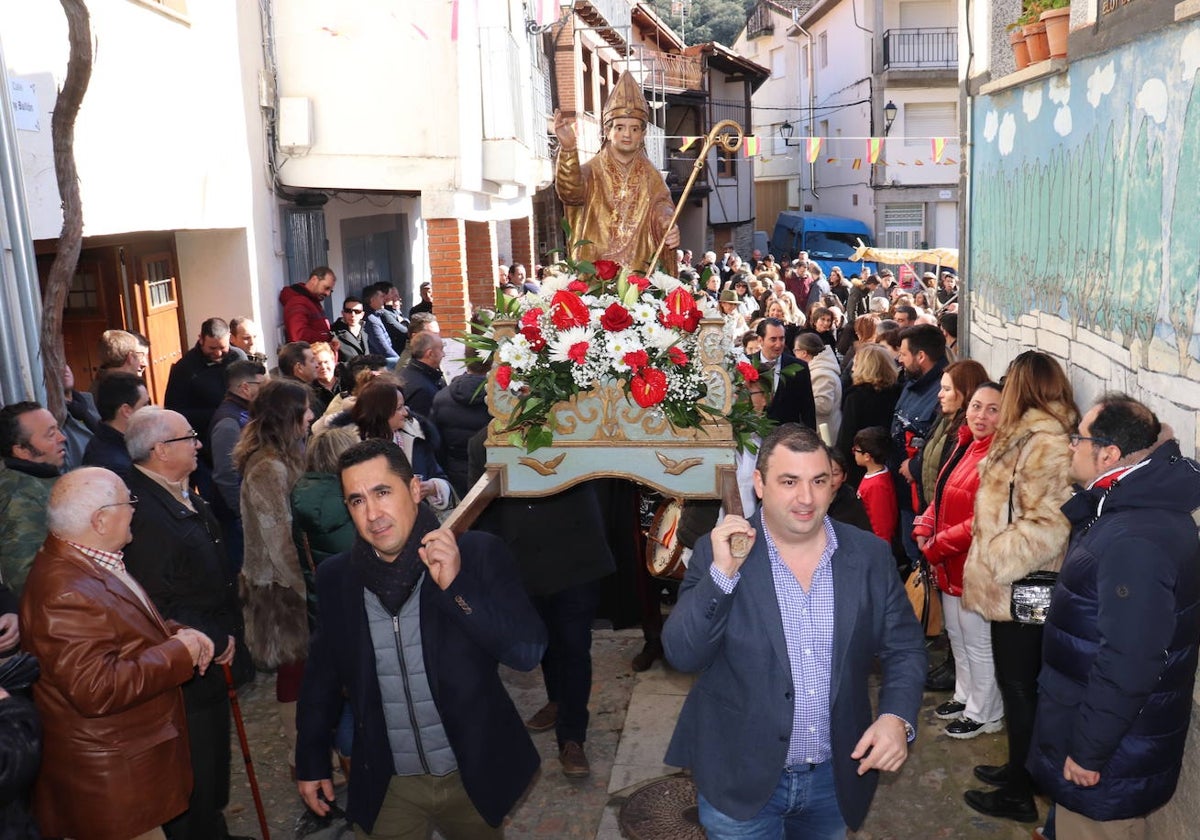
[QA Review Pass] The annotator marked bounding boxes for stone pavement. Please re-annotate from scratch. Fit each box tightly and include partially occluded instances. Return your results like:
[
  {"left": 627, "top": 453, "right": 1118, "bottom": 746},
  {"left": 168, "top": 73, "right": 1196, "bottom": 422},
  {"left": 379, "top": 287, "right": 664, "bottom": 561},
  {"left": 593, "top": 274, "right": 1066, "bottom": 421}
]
[{"left": 226, "top": 629, "right": 1045, "bottom": 839}]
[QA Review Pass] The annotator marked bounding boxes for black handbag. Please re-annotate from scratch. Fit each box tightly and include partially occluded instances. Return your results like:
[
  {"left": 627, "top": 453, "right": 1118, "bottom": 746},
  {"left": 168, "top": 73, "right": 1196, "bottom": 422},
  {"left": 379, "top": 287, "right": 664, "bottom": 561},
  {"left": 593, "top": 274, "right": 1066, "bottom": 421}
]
[{"left": 1006, "top": 431, "right": 1058, "bottom": 625}]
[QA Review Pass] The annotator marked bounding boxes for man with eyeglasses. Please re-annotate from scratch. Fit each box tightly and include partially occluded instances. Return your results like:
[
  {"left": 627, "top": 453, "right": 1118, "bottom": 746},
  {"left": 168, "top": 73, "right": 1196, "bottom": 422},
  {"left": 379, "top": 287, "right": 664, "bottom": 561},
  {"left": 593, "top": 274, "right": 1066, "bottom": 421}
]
[
  {"left": 122, "top": 407, "right": 249, "bottom": 840},
  {"left": 0, "top": 401, "right": 67, "bottom": 594},
  {"left": 1027, "top": 394, "right": 1200, "bottom": 837},
  {"left": 21, "top": 467, "right": 216, "bottom": 840},
  {"left": 332, "top": 295, "right": 369, "bottom": 362}
]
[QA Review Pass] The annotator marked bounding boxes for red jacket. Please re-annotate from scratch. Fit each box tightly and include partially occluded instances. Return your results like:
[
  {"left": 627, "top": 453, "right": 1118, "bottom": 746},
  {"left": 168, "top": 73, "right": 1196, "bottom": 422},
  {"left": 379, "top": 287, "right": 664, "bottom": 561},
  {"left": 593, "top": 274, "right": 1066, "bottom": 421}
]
[
  {"left": 912, "top": 425, "right": 993, "bottom": 595},
  {"left": 280, "top": 284, "right": 332, "bottom": 343}
]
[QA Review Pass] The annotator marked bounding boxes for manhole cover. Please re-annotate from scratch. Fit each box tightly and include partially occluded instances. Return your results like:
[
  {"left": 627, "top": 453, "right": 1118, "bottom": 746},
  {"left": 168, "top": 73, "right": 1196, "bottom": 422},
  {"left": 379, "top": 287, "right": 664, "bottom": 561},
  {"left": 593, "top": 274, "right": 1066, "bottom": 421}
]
[{"left": 618, "top": 776, "right": 705, "bottom": 839}]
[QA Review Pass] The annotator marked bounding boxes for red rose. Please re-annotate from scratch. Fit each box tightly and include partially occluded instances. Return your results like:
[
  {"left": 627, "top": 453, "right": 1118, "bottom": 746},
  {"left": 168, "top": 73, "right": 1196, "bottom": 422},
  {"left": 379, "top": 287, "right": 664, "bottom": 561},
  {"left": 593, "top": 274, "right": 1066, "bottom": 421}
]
[
  {"left": 567, "top": 280, "right": 590, "bottom": 293},
  {"left": 567, "top": 341, "right": 590, "bottom": 364},
  {"left": 668, "top": 346, "right": 689, "bottom": 366},
  {"left": 630, "top": 367, "right": 668, "bottom": 408},
  {"left": 628, "top": 274, "right": 651, "bottom": 291},
  {"left": 520, "top": 325, "right": 546, "bottom": 351},
  {"left": 520, "top": 307, "right": 543, "bottom": 328},
  {"left": 736, "top": 361, "right": 759, "bottom": 383},
  {"left": 593, "top": 260, "right": 620, "bottom": 280},
  {"left": 600, "top": 302, "right": 634, "bottom": 332},
  {"left": 549, "top": 290, "right": 591, "bottom": 330},
  {"left": 623, "top": 349, "right": 649, "bottom": 373},
  {"left": 496, "top": 364, "right": 513, "bottom": 389}
]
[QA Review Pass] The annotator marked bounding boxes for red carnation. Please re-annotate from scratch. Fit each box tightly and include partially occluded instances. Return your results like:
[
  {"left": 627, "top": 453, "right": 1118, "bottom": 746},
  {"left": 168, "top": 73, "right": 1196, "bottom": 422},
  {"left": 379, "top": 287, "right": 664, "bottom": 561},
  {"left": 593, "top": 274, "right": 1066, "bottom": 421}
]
[
  {"left": 593, "top": 260, "right": 620, "bottom": 280},
  {"left": 567, "top": 279, "right": 590, "bottom": 293},
  {"left": 567, "top": 341, "right": 590, "bottom": 364},
  {"left": 623, "top": 349, "right": 650, "bottom": 373},
  {"left": 630, "top": 367, "right": 668, "bottom": 408},
  {"left": 628, "top": 274, "right": 651, "bottom": 291},
  {"left": 737, "top": 361, "right": 759, "bottom": 383},
  {"left": 520, "top": 325, "right": 546, "bottom": 351},
  {"left": 496, "top": 364, "right": 513, "bottom": 389},
  {"left": 549, "top": 290, "right": 591, "bottom": 330},
  {"left": 668, "top": 346, "right": 689, "bottom": 366},
  {"left": 520, "top": 307, "right": 543, "bottom": 328},
  {"left": 600, "top": 302, "right": 634, "bottom": 332}
]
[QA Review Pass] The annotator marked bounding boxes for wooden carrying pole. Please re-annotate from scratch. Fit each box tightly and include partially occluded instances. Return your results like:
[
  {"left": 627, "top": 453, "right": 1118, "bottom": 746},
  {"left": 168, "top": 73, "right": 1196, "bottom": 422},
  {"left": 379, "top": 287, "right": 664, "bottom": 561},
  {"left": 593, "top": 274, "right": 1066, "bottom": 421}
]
[{"left": 646, "top": 119, "right": 745, "bottom": 273}]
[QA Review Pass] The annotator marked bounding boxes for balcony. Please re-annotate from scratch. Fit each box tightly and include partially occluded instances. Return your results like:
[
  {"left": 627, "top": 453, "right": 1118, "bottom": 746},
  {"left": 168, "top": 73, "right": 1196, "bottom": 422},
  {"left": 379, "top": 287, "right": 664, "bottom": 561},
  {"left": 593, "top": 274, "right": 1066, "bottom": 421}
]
[
  {"left": 881, "top": 28, "right": 957, "bottom": 85},
  {"left": 480, "top": 27, "right": 552, "bottom": 186},
  {"left": 615, "top": 52, "right": 704, "bottom": 94}
]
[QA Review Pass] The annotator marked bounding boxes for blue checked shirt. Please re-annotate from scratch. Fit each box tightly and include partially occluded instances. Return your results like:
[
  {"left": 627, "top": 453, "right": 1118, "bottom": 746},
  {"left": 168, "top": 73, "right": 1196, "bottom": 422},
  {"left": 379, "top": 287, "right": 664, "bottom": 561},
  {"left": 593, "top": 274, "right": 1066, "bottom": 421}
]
[{"left": 710, "top": 517, "right": 838, "bottom": 766}]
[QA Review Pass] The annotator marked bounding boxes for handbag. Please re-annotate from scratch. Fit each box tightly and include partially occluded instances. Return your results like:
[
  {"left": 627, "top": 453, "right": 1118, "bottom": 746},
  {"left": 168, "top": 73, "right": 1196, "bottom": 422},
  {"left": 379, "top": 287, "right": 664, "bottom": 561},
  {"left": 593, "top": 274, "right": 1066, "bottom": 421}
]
[
  {"left": 905, "top": 559, "right": 943, "bottom": 637},
  {"left": 1005, "top": 431, "right": 1057, "bottom": 624}
]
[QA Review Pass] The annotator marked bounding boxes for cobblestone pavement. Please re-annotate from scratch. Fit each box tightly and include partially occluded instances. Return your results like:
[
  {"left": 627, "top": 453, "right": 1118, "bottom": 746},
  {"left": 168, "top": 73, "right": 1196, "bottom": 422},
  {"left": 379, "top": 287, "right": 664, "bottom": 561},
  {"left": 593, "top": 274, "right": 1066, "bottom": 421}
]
[{"left": 226, "top": 630, "right": 1043, "bottom": 839}]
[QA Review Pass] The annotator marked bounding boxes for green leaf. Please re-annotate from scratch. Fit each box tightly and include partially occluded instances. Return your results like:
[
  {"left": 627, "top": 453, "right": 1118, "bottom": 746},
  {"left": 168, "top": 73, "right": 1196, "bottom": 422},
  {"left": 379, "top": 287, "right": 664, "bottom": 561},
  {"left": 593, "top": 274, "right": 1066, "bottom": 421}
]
[
  {"left": 525, "top": 425, "right": 554, "bottom": 453},
  {"left": 576, "top": 260, "right": 597, "bottom": 276}
]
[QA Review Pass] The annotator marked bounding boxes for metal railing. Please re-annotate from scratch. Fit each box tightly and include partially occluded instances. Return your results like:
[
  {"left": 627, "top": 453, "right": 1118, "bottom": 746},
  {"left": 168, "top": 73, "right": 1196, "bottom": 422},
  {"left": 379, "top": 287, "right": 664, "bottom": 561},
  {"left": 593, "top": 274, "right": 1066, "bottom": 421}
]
[
  {"left": 480, "top": 26, "right": 551, "bottom": 158},
  {"left": 882, "top": 28, "right": 957, "bottom": 69},
  {"left": 615, "top": 52, "right": 703, "bottom": 92}
]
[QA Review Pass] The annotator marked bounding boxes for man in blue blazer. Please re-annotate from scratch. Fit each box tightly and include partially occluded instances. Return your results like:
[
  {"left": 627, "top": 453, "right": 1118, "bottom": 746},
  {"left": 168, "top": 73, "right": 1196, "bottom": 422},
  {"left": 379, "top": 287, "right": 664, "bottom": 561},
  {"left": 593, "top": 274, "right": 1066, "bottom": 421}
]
[
  {"left": 664, "top": 424, "right": 925, "bottom": 837},
  {"left": 295, "top": 439, "right": 547, "bottom": 836}
]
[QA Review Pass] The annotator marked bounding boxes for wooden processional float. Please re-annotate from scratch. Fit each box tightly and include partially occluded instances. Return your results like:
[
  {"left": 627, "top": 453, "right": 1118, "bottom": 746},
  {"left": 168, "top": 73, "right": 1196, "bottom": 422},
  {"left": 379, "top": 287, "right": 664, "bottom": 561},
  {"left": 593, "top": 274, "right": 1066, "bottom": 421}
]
[{"left": 442, "top": 120, "right": 748, "bottom": 546}]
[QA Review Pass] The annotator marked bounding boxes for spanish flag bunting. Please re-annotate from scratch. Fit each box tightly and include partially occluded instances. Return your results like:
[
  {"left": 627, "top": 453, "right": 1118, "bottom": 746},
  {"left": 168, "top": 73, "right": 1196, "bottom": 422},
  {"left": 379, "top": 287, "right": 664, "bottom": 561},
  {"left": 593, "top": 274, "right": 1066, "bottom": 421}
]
[
  {"left": 679, "top": 136, "right": 700, "bottom": 152},
  {"left": 867, "top": 138, "right": 883, "bottom": 165},
  {"left": 932, "top": 137, "right": 946, "bottom": 163},
  {"left": 851, "top": 158, "right": 862, "bottom": 170},
  {"left": 806, "top": 137, "right": 822, "bottom": 163},
  {"left": 743, "top": 136, "right": 760, "bottom": 157}
]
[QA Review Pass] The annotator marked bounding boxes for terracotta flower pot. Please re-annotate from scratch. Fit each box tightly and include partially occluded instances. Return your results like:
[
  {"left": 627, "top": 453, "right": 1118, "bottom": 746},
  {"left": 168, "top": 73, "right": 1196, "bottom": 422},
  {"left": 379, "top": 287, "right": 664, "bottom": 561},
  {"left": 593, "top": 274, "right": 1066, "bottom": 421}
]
[
  {"left": 1040, "top": 7, "right": 1069, "bottom": 59},
  {"left": 1009, "top": 29, "right": 1031, "bottom": 70},
  {"left": 1023, "top": 21, "right": 1050, "bottom": 63}
]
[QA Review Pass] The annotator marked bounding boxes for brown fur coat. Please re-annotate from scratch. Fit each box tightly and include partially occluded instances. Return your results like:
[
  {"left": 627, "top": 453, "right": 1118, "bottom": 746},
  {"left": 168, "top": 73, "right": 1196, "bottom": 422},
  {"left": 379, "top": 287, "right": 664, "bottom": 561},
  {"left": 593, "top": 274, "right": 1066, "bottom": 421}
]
[
  {"left": 239, "top": 450, "right": 309, "bottom": 668},
  {"left": 961, "top": 406, "right": 1073, "bottom": 621}
]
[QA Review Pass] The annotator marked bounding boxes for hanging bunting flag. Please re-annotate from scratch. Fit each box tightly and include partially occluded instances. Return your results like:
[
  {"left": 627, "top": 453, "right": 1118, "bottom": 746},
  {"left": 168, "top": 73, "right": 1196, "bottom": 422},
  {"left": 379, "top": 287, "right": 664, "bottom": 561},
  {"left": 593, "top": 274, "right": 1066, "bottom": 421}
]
[
  {"left": 932, "top": 137, "right": 946, "bottom": 163},
  {"left": 867, "top": 138, "right": 883, "bottom": 165},
  {"left": 915, "top": 159, "right": 925, "bottom": 166},
  {"left": 825, "top": 157, "right": 839, "bottom": 165},
  {"left": 744, "top": 136, "right": 760, "bottom": 157},
  {"left": 943, "top": 157, "right": 958, "bottom": 165},
  {"left": 806, "top": 137, "right": 822, "bottom": 163},
  {"left": 851, "top": 158, "right": 862, "bottom": 170},
  {"left": 679, "top": 136, "right": 700, "bottom": 152}
]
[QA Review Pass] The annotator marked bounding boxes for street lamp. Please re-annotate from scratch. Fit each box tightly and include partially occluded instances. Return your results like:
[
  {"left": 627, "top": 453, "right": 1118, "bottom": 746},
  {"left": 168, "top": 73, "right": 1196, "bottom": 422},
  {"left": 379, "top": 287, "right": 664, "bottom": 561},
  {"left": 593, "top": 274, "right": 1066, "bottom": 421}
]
[
  {"left": 527, "top": 1, "right": 575, "bottom": 35},
  {"left": 779, "top": 120, "right": 798, "bottom": 147},
  {"left": 883, "top": 100, "right": 898, "bottom": 135}
]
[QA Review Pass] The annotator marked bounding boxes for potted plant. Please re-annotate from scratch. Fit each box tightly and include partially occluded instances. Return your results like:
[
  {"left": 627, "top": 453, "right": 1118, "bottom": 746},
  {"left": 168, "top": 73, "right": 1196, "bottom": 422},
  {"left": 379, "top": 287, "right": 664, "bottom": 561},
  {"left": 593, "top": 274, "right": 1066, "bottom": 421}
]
[
  {"left": 1021, "top": 0, "right": 1051, "bottom": 63},
  {"left": 1040, "top": 0, "right": 1070, "bottom": 59},
  {"left": 1009, "top": 28, "right": 1031, "bottom": 71}
]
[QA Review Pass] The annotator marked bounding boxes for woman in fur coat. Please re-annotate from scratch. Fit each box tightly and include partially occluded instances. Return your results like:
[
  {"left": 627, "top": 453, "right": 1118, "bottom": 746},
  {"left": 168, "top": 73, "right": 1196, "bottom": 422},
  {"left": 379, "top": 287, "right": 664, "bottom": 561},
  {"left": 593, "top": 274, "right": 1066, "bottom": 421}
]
[
  {"left": 235, "top": 379, "right": 314, "bottom": 768},
  {"left": 960, "top": 351, "right": 1077, "bottom": 825}
]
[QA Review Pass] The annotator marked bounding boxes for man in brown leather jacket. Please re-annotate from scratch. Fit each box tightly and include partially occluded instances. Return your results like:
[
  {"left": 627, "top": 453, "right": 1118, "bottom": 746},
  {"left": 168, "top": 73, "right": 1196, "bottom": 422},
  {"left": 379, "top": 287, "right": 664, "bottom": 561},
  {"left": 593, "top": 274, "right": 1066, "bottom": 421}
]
[{"left": 20, "top": 467, "right": 213, "bottom": 840}]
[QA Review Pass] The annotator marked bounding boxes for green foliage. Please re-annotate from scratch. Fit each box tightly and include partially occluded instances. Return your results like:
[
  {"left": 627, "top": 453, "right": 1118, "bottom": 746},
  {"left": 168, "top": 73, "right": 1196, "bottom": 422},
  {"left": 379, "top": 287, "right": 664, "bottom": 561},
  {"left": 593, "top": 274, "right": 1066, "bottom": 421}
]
[{"left": 641, "top": 0, "right": 757, "bottom": 46}]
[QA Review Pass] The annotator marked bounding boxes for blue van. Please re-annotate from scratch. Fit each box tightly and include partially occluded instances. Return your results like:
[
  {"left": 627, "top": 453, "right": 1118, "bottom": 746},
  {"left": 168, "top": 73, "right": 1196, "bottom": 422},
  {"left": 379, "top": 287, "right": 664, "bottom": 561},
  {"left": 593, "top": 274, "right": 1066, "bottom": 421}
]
[{"left": 770, "top": 212, "right": 876, "bottom": 278}]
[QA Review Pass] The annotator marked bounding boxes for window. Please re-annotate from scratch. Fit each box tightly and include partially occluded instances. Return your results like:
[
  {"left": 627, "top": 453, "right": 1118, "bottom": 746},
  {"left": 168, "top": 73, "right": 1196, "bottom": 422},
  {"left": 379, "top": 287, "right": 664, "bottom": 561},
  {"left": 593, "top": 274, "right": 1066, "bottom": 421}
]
[
  {"left": 903, "top": 101, "right": 957, "bottom": 146},
  {"left": 66, "top": 269, "right": 100, "bottom": 313},
  {"left": 818, "top": 32, "right": 828, "bottom": 68},
  {"left": 718, "top": 146, "right": 737, "bottom": 179},
  {"left": 884, "top": 203, "right": 925, "bottom": 248},
  {"left": 771, "top": 48, "right": 786, "bottom": 79},
  {"left": 582, "top": 48, "right": 595, "bottom": 114},
  {"left": 145, "top": 258, "right": 177, "bottom": 309}
]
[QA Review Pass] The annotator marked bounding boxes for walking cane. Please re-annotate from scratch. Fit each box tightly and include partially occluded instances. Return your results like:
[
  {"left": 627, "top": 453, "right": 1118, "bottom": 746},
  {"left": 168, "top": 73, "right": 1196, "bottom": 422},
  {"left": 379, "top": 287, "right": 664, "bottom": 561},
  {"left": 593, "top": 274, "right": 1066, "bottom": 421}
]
[{"left": 223, "top": 663, "right": 271, "bottom": 840}]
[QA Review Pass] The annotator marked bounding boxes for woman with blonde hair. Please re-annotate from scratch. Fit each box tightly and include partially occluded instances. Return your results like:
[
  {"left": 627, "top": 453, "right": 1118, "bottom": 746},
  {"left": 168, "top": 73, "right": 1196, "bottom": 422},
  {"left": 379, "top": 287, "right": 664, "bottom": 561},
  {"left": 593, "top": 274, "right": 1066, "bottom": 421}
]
[
  {"left": 961, "top": 350, "right": 1077, "bottom": 825},
  {"left": 837, "top": 342, "right": 901, "bottom": 486}
]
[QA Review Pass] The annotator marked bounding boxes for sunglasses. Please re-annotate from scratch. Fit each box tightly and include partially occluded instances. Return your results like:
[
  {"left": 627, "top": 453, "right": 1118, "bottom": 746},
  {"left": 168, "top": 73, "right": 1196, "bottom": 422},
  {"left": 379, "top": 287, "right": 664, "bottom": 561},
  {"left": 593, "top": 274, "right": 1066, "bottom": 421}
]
[{"left": 343, "top": 307, "right": 364, "bottom": 314}]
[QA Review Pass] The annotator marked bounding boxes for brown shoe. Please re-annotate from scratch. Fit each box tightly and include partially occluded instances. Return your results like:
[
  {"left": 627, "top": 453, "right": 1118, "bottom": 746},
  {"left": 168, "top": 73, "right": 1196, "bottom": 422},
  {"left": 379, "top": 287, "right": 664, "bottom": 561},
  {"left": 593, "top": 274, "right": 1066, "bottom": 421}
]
[
  {"left": 559, "top": 740, "right": 590, "bottom": 778},
  {"left": 525, "top": 701, "right": 558, "bottom": 732}
]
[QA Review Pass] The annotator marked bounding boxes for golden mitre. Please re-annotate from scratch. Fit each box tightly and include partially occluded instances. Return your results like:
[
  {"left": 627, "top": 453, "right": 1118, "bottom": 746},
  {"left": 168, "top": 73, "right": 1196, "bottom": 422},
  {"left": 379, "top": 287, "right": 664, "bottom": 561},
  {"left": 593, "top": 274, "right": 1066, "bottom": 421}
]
[{"left": 602, "top": 71, "right": 649, "bottom": 126}]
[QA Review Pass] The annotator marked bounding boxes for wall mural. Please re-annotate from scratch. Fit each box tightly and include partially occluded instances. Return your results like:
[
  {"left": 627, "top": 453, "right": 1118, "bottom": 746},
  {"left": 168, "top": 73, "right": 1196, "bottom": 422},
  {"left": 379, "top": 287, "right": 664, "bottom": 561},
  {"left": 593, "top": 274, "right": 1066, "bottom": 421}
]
[{"left": 970, "top": 21, "right": 1200, "bottom": 369}]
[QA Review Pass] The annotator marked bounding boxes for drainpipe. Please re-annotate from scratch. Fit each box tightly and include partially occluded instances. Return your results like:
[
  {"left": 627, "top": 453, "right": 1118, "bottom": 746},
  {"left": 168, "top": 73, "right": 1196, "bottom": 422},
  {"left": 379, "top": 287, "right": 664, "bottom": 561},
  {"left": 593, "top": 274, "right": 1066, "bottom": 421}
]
[
  {"left": 792, "top": 10, "right": 818, "bottom": 200},
  {"left": 0, "top": 36, "right": 45, "bottom": 404}
]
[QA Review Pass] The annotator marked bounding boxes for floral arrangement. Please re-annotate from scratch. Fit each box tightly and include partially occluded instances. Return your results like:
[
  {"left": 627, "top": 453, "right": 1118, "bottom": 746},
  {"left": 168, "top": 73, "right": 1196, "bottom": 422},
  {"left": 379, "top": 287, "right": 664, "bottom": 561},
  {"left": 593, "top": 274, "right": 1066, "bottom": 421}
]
[{"left": 464, "top": 249, "right": 772, "bottom": 453}]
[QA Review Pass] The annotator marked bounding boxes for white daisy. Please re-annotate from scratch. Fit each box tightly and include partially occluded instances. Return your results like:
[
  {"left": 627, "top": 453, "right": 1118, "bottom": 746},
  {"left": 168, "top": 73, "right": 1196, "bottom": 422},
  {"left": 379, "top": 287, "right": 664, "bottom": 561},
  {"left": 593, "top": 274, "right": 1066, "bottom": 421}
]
[{"left": 547, "top": 327, "right": 592, "bottom": 364}]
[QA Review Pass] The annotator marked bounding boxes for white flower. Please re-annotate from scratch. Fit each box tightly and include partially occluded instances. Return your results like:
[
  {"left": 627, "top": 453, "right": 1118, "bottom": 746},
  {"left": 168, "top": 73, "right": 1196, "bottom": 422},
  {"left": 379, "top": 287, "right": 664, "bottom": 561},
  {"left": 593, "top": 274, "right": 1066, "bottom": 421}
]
[
  {"left": 631, "top": 301, "right": 657, "bottom": 323},
  {"left": 605, "top": 330, "right": 644, "bottom": 371},
  {"left": 645, "top": 325, "right": 681, "bottom": 352},
  {"left": 506, "top": 344, "right": 537, "bottom": 372},
  {"left": 650, "top": 271, "right": 683, "bottom": 294},
  {"left": 548, "top": 327, "right": 592, "bottom": 364},
  {"left": 538, "top": 274, "right": 572, "bottom": 296}
]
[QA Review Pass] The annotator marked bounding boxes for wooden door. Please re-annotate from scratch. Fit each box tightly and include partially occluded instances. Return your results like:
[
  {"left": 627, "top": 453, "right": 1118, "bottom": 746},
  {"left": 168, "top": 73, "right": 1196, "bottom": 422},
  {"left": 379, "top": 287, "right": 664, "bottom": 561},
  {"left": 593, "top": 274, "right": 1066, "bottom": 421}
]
[{"left": 132, "top": 252, "right": 185, "bottom": 404}]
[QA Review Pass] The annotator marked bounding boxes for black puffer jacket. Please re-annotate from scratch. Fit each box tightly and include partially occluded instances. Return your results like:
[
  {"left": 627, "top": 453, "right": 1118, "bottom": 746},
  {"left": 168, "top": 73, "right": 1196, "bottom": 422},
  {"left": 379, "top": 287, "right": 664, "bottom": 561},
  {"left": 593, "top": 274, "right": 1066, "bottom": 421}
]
[
  {"left": 0, "top": 693, "right": 40, "bottom": 839},
  {"left": 429, "top": 373, "right": 490, "bottom": 498}
]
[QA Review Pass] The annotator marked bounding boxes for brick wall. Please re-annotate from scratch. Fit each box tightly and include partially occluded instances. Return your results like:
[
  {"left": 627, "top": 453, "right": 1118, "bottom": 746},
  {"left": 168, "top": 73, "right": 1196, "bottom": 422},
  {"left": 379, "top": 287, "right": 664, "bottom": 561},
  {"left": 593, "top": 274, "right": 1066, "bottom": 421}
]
[
  {"left": 464, "top": 220, "right": 498, "bottom": 314},
  {"left": 427, "top": 217, "right": 469, "bottom": 335},
  {"left": 510, "top": 215, "right": 535, "bottom": 273}
]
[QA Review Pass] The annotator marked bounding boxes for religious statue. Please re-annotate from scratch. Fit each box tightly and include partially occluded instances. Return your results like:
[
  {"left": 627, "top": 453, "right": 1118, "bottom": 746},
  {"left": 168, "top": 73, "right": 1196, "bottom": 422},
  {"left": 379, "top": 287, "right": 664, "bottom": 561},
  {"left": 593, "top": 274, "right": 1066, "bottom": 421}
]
[{"left": 554, "top": 71, "right": 680, "bottom": 277}]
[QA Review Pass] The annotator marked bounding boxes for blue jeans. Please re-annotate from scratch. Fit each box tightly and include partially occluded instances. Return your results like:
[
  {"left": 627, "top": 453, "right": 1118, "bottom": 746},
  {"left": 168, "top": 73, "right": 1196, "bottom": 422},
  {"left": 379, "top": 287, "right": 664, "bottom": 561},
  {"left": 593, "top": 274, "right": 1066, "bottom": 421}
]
[{"left": 697, "top": 762, "right": 846, "bottom": 840}]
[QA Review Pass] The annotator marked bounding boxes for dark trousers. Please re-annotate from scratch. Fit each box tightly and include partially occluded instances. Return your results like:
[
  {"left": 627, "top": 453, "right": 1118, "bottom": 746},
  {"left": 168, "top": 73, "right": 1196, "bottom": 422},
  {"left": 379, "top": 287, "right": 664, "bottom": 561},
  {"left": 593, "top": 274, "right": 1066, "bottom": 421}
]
[
  {"left": 991, "top": 620, "right": 1044, "bottom": 797},
  {"left": 534, "top": 580, "right": 601, "bottom": 747},
  {"left": 165, "top": 697, "right": 232, "bottom": 840}
]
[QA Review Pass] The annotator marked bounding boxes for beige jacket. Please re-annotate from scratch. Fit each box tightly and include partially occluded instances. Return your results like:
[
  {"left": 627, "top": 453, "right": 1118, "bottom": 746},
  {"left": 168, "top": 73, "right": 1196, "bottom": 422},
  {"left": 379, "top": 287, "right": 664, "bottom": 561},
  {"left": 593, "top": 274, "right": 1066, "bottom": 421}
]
[{"left": 961, "top": 406, "right": 1074, "bottom": 621}]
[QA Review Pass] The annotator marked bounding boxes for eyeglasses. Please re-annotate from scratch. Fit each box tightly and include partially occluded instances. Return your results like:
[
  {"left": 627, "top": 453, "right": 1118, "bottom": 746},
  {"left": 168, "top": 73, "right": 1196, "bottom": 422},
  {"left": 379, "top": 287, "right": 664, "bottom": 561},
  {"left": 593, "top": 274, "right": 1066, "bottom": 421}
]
[
  {"left": 98, "top": 495, "right": 139, "bottom": 511},
  {"left": 343, "top": 307, "right": 364, "bottom": 314},
  {"left": 160, "top": 430, "right": 200, "bottom": 445},
  {"left": 1069, "top": 433, "right": 1114, "bottom": 448}
]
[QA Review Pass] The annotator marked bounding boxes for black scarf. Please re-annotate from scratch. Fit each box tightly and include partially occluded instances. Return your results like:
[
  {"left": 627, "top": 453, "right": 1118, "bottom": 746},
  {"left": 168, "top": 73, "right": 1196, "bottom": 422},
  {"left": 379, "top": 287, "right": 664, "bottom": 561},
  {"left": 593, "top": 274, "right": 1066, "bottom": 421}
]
[{"left": 351, "top": 504, "right": 442, "bottom": 615}]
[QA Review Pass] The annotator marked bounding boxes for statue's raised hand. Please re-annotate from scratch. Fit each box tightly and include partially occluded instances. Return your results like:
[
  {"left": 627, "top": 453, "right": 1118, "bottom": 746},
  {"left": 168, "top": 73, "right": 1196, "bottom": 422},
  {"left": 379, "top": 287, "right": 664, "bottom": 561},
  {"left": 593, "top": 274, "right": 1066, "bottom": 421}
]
[{"left": 553, "top": 109, "right": 577, "bottom": 151}]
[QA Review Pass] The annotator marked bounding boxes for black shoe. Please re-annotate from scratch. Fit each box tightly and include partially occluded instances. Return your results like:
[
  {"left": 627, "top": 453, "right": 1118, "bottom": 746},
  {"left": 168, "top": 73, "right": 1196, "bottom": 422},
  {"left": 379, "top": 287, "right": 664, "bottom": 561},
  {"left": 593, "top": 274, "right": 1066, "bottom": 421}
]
[
  {"left": 963, "top": 788, "right": 1038, "bottom": 823},
  {"left": 925, "top": 663, "right": 956, "bottom": 692},
  {"left": 934, "top": 700, "right": 965, "bottom": 720},
  {"left": 973, "top": 764, "right": 1010, "bottom": 787},
  {"left": 632, "top": 639, "right": 663, "bottom": 672},
  {"left": 945, "top": 717, "right": 1003, "bottom": 739}
]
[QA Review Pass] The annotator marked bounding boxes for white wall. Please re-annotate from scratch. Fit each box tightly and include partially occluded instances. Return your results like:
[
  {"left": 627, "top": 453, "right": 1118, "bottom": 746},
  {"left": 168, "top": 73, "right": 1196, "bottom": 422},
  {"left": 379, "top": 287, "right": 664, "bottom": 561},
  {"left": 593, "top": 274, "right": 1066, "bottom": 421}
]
[{"left": 322, "top": 193, "right": 424, "bottom": 312}]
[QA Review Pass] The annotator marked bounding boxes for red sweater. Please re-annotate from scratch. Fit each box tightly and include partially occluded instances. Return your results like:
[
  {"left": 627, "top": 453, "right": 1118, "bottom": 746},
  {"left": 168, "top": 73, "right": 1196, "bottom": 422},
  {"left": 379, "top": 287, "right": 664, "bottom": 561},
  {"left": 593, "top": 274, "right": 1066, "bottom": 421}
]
[
  {"left": 857, "top": 468, "right": 898, "bottom": 545},
  {"left": 913, "top": 425, "right": 994, "bottom": 595}
]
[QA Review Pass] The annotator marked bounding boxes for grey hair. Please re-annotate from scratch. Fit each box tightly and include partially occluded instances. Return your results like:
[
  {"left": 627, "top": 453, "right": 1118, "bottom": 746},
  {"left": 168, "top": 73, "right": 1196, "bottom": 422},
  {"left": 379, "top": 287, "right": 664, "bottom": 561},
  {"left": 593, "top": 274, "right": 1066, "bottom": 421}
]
[
  {"left": 125, "top": 406, "right": 182, "bottom": 463},
  {"left": 47, "top": 468, "right": 124, "bottom": 539}
]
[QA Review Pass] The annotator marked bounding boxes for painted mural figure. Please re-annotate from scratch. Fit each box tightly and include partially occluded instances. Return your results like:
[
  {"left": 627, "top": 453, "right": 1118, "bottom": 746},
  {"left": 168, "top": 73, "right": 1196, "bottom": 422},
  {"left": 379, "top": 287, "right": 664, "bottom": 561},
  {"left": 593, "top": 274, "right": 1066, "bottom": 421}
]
[{"left": 554, "top": 71, "right": 679, "bottom": 276}]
